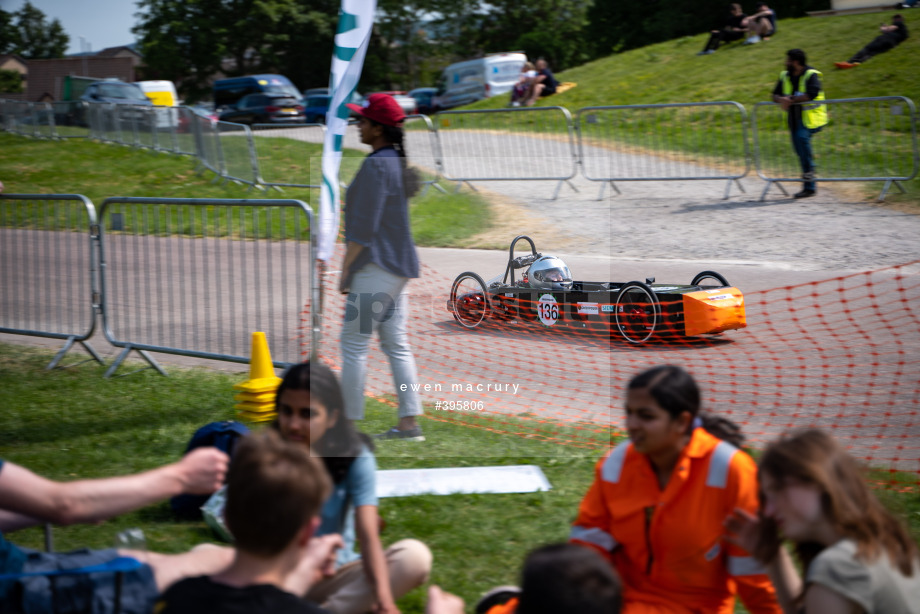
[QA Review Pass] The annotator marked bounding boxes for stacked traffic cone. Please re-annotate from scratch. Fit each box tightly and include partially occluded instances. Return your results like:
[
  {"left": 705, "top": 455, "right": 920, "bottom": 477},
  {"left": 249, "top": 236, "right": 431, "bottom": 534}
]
[{"left": 233, "top": 332, "right": 283, "bottom": 423}]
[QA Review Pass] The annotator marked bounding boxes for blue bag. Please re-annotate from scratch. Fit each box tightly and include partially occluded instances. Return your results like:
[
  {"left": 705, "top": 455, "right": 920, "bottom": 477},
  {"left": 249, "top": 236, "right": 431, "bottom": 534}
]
[{"left": 169, "top": 420, "right": 251, "bottom": 519}]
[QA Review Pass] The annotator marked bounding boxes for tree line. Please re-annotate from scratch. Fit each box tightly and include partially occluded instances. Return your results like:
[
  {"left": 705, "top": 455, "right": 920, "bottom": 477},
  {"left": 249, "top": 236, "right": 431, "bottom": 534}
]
[{"left": 1, "top": 0, "right": 830, "bottom": 102}]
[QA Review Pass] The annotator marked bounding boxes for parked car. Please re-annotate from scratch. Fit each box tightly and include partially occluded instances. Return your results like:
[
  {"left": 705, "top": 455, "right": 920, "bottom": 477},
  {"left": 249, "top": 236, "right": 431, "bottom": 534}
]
[
  {"left": 368, "top": 91, "right": 417, "bottom": 115},
  {"left": 218, "top": 93, "right": 305, "bottom": 125},
  {"left": 177, "top": 105, "right": 218, "bottom": 133},
  {"left": 80, "top": 80, "right": 153, "bottom": 106},
  {"left": 79, "top": 80, "right": 154, "bottom": 127},
  {"left": 213, "top": 74, "right": 301, "bottom": 112},
  {"left": 408, "top": 87, "right": 439, "bottom": 115},
  {"left": 303, "top": 95, "right": 331, "bottom": 123}
]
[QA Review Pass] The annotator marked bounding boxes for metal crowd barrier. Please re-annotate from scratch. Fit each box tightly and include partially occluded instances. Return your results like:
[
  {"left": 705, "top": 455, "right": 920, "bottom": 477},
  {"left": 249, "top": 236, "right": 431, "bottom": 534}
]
[
  {"left": 134, "top": 106, "right": 158, "bottom": 150},
  {"left": 434, "top": 106, "right": 579, "bottom": 199},
  {"left": 90, "top": 102, "right": 117, "bottom": 143},
  {"left": 752, "top": 97, "right": 919, "bottom": 201},
  {"left": 32, "top": 102, "right": 55, "bottom": 139},
  {"left": 1, "top": 193, "right": 321, "bottom": 376},
  {"left": 216, "top": 121, "right": 263, "bottom": 188},
  {"left": 172, "top": 107, "right": 202, "bottom": 158},
  {"left": 194, "top": 112, "right": 223, "bottom": 177},
  {"left": 98, "top": 197, "right": 316, "bottom": 376},
  {"left": 0, "top": 194, "right": 104, "bottom": 369},
  {"left": 86, "top": 102, "right": 106, "bottom": 141},
  {"left": 3, "top": 100, "right": 32, "bottom": 136},
  {"left": 3, "top": 97, "right": 917, "bottom": 201},
  {"left": 576, "top": 102, "right": 750, "bottom": 200},
  {"left": 49, "top": 101, "right": 89, "bottom": 139},
  {"left": 250, "top": 123, "right": 327, "bottom": 188},
  {"left": 403, "top": 114, "right": 446, "bottom": 194}
]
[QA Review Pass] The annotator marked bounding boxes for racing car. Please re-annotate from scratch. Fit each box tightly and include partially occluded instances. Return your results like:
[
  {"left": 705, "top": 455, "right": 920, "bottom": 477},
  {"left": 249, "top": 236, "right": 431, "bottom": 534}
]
[{"left": 447, "top": 235, "right": 746, "bottom": 344}]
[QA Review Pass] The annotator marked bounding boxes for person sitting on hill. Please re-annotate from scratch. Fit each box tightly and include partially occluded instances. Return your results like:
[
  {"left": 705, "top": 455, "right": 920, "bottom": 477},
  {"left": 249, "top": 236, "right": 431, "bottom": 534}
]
[
  {"left": 523, "top": 59, "right": 559, "bottom": 106},
  {"left": 835, "top": 14, "right": 909, "bottom": 68},
  {"left": 0, "top": 447, "right": 233, "bottom": 613},
  {"left": 156, "top": 431, "right": 342, "bottom": 613},
  {"left": 699, "top": 3, "right": 749, "bottom": 55},
  {"left": 724, "top": 429, "right": 920, "bottom": 613},
  {"left": 742, "top": 2, "right": 777, "bottom": 44},
  {"left": 569, "top": 364, "right": 783, "bottom": 613},
  {"left": 511, "top": 62, "right": 537, "bottom": 107}
]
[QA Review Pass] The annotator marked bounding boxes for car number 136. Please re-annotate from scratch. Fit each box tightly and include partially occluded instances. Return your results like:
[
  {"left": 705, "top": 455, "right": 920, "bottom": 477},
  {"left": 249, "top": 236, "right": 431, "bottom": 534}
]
[{"left": 538, "top": 294, "right": 559, "bottom": 326}]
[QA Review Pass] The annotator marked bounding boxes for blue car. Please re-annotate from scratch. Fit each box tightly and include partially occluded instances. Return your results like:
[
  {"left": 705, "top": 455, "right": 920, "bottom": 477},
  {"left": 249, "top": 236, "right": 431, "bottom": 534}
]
[
  {"left": 303, "top": 95, "right": 331, "bottom": 124},
  {"left": 218, "top": 93, "right": 305, "bottom": 125}
]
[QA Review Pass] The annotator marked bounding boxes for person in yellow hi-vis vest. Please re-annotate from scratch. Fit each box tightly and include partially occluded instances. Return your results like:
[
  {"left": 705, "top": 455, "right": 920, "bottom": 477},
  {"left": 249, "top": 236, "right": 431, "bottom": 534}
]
[{"left": 772, "top": 48, "right": 827, "bottom": 199}]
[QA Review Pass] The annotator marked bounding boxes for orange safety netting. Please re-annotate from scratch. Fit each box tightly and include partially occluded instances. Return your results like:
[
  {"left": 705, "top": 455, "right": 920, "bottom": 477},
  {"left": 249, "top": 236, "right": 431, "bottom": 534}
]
[{"left": 303, "top": 252, "right": 920, "bottom": 483}]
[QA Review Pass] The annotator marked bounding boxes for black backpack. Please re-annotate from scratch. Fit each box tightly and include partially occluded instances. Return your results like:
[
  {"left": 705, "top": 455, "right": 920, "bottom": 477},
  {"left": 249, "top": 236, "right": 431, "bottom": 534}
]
[{"left": 170, "top": 420, "right": 251, "bottom": 519}]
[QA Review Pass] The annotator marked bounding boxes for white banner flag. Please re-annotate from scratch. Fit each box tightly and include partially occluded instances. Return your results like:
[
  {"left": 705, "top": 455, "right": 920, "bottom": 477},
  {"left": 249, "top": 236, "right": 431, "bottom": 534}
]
[{"left": 317, "top": 0, "right": 377, "bottom": 262}]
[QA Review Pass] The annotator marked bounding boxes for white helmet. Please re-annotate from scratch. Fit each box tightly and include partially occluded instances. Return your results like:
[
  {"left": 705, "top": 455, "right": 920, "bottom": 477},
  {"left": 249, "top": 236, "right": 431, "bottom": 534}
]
[{"left": 528, "top": 255, "right": 573, "bottom": 291}]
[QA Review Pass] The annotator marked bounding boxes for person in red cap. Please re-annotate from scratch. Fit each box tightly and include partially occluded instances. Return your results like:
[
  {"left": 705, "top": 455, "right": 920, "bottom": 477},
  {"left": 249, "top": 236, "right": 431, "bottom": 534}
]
[{"left": 339, "top": 93, "right": 425, "bottom": 441}]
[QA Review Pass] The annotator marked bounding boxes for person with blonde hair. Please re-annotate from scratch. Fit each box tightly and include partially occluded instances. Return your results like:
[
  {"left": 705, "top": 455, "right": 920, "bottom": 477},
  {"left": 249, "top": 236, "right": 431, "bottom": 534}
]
[
  {"left": 510, "top": 62, "right": 536, "bottom": 107},
  {"left": 725, "top": 429, "right": 920, "bottom": 613}
]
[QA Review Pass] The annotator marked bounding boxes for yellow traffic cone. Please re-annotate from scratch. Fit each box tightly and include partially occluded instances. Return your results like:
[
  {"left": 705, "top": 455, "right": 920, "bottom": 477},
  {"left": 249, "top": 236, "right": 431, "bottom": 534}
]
[{"left": 233, "top": 332, "right": 282, "bottom": 421}]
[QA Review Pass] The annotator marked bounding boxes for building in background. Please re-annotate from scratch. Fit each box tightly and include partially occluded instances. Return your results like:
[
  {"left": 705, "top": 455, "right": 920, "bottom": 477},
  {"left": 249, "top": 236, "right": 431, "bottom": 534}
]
[{"left": 3, "top": 45, "right": 141, "bottom": 102}]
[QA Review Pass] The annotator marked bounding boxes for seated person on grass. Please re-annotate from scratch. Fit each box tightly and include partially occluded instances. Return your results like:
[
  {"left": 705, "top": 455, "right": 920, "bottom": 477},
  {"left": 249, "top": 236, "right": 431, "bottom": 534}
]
[
  {"left": 473, "top": 543, "right": 622, "bottom": 614},
  {"left": 156, "top": 431, "right": 343, "bottom": 614},
  {"left": 274, "top": 361, "right": 432, "bottom": 614},
  {"left": 510, "top": 62, "right": 537, "bottom": 107},
  {"left": 423, "top": 543, "right": 622, "bottom": 614},
  {"left": 523, "top": 59, "right": 559, "bottom": 106},
  {"left": 742, "top": 2, "right": 776, "bottom": 44},
  {"left": 699, "top": 3, "right": 748, "bottom": 54},
  {"left": 570, "top": 365, "right": 784, "bottom": 613},
  {"left": 0, "top": 447, "right": 232, "bottom": 613}
]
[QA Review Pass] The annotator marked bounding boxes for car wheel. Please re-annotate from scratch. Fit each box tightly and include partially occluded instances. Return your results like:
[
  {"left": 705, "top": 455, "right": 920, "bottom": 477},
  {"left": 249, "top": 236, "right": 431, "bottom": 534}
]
[
  {"left": 690, "top": 270, "right": 729, "bottom": 288},
  {"left": 614, "top": 281, "right": 660, "bottom": 344},
  {"left": 449, "top": 272, "right": 490, "bottom": 329}
]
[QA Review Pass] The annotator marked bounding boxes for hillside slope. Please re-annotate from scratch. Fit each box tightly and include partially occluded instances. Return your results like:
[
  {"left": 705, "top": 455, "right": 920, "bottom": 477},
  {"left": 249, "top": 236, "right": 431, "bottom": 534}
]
[{"left": 471, "top": 12, "right": 918, "bottom": 109}]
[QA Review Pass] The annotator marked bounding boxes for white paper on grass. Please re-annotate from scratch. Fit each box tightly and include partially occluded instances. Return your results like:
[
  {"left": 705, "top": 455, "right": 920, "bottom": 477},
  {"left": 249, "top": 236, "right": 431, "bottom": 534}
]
[{"left": 375, "top": 465, "right": 552, "bottom": 498}]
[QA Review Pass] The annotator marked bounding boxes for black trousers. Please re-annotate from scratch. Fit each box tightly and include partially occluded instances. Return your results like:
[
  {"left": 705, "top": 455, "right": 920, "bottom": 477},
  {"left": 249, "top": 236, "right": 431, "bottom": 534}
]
[
  {"left": 702, "top": 28, "right": 745, "bottom": 51},
  {"left": 849, "top": 34, "right": 899, "bottom": 63}
]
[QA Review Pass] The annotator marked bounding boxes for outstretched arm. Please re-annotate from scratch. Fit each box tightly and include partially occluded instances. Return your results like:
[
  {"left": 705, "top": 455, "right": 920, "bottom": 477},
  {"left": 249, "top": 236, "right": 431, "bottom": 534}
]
[{"left": 0, "top": 448, "right": 227, "bottom": 529}]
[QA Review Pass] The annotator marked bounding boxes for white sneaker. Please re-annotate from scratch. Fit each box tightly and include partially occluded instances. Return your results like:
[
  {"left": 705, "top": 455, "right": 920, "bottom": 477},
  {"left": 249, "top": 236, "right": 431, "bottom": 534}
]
[
  {"left": 744, "top": 35, "right": 762, "bottom": 44},
  {"left": 511, "top": 101, "right": 520, "bottom": 107}
]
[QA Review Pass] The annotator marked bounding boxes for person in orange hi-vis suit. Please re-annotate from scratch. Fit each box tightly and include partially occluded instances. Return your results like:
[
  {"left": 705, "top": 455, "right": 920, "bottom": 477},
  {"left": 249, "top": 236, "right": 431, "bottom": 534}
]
[{"left": 570, "top": 365, "right": 783, "bottom": 614}]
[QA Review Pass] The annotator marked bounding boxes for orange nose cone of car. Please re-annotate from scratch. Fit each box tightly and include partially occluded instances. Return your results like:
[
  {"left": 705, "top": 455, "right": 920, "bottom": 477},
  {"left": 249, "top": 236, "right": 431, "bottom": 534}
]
[{"left": 682, "top": 288, "right": 746, "bottom": 337}]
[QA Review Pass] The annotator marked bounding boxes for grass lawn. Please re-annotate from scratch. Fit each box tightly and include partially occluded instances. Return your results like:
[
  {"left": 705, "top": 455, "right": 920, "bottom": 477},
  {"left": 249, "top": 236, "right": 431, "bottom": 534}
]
[
  {"left": 1, "top": 342, "right": 918, "bottom": 613},
  {"left": 0, "top": 133, "right": 491, "bottom": 248}
]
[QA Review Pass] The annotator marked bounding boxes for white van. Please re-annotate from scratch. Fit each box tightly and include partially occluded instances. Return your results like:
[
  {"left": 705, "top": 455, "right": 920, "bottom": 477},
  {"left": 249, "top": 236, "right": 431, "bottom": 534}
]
[
  {"left": 433, "top": 52, "right": 527, "bottom": 111},
  {"left": 134, "top": 80, "right": 179, "bottom": 128}
]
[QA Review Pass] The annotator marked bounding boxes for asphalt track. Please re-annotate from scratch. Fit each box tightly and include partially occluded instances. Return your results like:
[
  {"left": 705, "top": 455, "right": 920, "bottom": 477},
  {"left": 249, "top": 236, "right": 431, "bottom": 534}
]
[{"left": 3, "top": 127, "right": 919, "bottom": 469}]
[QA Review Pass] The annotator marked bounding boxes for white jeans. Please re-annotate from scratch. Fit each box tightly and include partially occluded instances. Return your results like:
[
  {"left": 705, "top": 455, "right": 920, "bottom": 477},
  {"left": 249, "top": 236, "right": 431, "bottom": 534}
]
[{"left": 340, "top": 262, "right": 422, "bottom": 421}]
